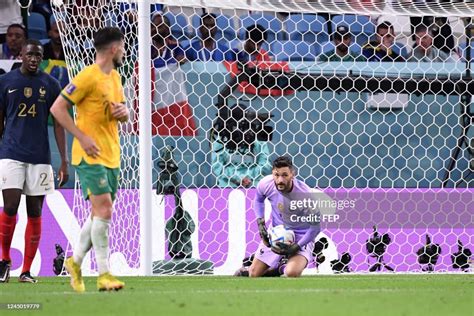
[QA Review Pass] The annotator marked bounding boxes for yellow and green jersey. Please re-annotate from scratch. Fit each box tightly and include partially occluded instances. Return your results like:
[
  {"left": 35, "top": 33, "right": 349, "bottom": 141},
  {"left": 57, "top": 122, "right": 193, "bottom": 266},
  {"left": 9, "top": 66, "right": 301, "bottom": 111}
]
[{"left": 61, "top": 64, "right": 125, "bottom": 169}]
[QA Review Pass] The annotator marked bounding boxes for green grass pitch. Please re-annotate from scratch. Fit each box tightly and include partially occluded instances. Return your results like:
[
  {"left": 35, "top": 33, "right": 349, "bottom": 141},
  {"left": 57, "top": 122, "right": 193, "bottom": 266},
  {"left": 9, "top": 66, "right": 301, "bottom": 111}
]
[{"left": 0, "top": 274, "right": 472, "bottom": 315}]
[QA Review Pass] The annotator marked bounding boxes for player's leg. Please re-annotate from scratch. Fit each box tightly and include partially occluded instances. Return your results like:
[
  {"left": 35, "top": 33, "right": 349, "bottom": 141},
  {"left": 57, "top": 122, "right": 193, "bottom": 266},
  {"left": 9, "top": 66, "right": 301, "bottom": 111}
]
[
  {"left": 70, "top": 162, "right": 94, "bottom": 270},
  {"left": 248, "top": 258, "right": 270, "bottom": 277},
  {"left": 64, "top": 161, "right": 111, "bottom": 292},
  {"left": 80, "top": 163, "right": 123, "bottom": 291},
  {"left": 19, "top": 163, "right": 56, "bottom": 283},
  {"left": 18, "top": 195, "right": 44, "bottom": 283},
  {"left": 235, "top": 254, "right": 284, "bottom": 277},
  {"left": 0, "top": 189, "right": 22, "bottom": 283},
  {"left": 283, "top": 241, "right": 315, "bottom": 277},
  {"left": 64, "top": 161, "right": 95, "bottom": 293},
  {"left": 72, "top": 215, "right": 93, "bottom": 269},
  {"left": 69, "top": 162, "right": 94, "bottom": 273},
  {"left": 0, "top": 159, "right": 27, "bottom": 283},
  {"left": 90, "top": 192, "right": 124, "bottom": 291},
  {"left": 65, "top": 211, "right": 93, "bottom": 293},
  {"left": 89, "top": 192, "right": 113, "bottom": 274},
  {"left": 283, "top": 254, "right": 307, "bottom": 277},
  {"left": 249, "top": 242, "right": 282, "bottom": 277}
]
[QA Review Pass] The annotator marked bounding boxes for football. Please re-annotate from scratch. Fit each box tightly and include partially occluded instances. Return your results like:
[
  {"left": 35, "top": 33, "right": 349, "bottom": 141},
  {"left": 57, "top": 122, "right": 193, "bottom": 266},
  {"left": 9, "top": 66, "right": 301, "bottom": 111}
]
[{"left": 269, "top": 225, "right": 295, "bottom": 246}]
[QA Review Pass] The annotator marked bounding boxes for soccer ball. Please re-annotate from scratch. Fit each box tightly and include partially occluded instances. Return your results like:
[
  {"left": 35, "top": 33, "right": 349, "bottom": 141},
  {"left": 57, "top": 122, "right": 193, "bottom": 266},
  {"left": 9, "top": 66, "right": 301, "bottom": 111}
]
[{"left": 269, "top": 225, "right": 295, "bottom": 246}]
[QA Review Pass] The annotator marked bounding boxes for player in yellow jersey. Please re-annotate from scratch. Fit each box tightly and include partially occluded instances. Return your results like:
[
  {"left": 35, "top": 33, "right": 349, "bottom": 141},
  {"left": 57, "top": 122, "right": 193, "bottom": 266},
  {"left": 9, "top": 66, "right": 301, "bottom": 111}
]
[{"left": 51, "top": 27, "right": 129, "bottom": 292}]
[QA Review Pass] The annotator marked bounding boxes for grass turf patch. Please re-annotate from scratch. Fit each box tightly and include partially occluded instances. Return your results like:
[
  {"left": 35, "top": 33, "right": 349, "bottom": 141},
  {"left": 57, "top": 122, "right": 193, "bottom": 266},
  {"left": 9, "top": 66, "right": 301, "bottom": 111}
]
[{"left": 0, "top": 274, "right": 471, "bottom": 316}]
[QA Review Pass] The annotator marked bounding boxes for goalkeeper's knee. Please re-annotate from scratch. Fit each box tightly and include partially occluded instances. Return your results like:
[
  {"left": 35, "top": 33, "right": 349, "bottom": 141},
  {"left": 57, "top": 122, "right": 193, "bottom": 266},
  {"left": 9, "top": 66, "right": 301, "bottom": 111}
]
[
  {"left": 283, "top": 266, "right": 302, "bottom": 278},
  {"left": 248, "top": 265, "right": 263, "bottom": 278}
]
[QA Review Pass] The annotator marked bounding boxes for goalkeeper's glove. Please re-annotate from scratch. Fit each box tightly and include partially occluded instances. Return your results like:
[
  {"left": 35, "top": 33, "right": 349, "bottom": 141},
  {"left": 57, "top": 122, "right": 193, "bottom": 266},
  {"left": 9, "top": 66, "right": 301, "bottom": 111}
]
[
  {"left": 271, "top": 242, "right": 301, "bottom": 257},
  {"left": 257, "top": 218, "right": 271, "bottom": 247}
]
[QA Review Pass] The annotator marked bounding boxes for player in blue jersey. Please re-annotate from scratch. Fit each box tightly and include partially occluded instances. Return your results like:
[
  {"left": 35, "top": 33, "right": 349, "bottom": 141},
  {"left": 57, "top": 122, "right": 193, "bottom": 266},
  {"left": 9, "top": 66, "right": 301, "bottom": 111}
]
[
  {"left": 0, "top": 39, "right": 69, "bottom": 283},
  {"left": 249, "top": 156, "right": 320, "bottom": 277}
]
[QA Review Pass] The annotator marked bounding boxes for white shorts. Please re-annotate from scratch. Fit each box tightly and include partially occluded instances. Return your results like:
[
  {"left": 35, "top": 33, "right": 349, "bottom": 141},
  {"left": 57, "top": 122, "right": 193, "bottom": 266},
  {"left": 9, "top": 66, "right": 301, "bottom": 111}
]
[{"left": 0, "top": 159, "right": 55, "bottom": 196}]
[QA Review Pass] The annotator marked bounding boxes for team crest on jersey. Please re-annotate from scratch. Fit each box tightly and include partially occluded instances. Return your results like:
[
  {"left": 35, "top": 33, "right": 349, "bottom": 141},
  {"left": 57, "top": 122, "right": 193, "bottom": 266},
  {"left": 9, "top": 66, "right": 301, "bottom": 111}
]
[
  {"left": 66, "top": 83, "right": 76, "bottom": 94},
  {"left": 24, "top": 87, "right": 32, "bottom": 98},
  {"left": 278, "top": 203, "right": 284, "bottom": 212},
  {"left": 39, "top": 86, "right": 46, "bottom": 102}
]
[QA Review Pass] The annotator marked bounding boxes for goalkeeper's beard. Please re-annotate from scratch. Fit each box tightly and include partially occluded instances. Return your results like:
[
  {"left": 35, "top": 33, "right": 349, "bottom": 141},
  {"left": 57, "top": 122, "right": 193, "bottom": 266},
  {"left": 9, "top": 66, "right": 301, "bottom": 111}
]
[{"left": 275, "top": 181, "right": 290, "bottom": 193}]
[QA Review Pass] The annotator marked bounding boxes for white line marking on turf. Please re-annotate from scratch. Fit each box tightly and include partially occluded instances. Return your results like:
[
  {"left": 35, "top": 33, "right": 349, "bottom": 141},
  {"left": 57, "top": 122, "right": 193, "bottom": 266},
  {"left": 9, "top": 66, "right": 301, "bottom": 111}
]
[
  {"left": 131, "top": 275, "right": 474, "bottom": 283},
  {"left": 0, "top": 287, "right": 453, "bottom": 296}
]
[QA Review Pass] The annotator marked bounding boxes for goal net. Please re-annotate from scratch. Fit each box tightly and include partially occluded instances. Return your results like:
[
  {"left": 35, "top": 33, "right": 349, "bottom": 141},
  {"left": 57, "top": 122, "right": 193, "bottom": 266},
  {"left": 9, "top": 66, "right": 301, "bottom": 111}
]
[{"left": 51, "top": 0, "right": 473, "bottom": 275}]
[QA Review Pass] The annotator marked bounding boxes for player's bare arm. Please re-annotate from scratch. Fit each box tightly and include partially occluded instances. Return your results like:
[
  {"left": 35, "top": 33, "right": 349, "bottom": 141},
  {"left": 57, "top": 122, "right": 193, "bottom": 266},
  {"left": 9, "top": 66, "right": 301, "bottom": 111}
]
[
  {"left": 50, "top": 95, "right": 101, "bottom": 158},
  {"left": 52, "top": 117, "right": 69, "bottom": 187}
]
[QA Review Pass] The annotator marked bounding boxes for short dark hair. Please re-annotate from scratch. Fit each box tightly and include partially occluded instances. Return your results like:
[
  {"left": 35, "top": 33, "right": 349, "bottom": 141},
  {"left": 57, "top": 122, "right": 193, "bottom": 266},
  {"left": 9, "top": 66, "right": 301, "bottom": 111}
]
[
  {"left": 152, "top": 13, "right": 170, "bottom": 27},
  {"left": 333, "top": 24, "right": 351, "bottom": 41},
  {"left": 93, "top": 27, "right": 124, "bottom": 51},
  {"left": 200, "top": 13, "right": 217, "bottom": 25},
  {"left": 22, "top": 39, "right": 43, "bottom": 49},
  {"left": 414, "top": 24, "right": 431, "bottom": 36},
  {"left": 246, "top": 24, "right": 267, "bottom": 44},
  {"left": 377, "top": 21, "right": 393, "bottom": 34},
  {"left": 7, "top": 23, "right": 27, "bottom": 37},
  {"left": 272, "top": 156, "right": 293, "bottom": 169}
]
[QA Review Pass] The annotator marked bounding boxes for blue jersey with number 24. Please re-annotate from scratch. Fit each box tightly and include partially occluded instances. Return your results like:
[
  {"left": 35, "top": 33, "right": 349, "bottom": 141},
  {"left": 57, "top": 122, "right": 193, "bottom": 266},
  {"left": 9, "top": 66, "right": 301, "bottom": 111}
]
[{"left": 0, "top": 68, "right": 61, "bottom": 164}]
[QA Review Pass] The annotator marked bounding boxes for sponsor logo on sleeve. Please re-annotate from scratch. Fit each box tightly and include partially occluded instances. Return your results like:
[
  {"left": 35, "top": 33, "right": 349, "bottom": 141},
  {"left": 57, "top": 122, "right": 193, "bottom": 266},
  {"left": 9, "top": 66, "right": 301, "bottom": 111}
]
[{"left": 65, "top": 83, "right": 76, "bottom": 95}]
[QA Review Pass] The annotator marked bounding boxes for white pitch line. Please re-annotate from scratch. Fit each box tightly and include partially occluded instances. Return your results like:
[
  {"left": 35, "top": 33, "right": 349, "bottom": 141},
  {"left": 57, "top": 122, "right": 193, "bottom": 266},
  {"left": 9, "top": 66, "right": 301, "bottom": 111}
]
[
  {"left": 126, "top": 275, "right": 474, "bottom": 283},
  {"left": 0, "top": 287, "right": 459, "bottom": 297}
]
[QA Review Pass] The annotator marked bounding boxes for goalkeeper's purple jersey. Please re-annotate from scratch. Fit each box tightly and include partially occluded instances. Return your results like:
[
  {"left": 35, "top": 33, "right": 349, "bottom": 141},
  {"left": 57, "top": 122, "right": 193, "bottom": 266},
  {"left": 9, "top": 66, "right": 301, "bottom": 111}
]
[{"left": 254, "top": 175, "right": 320, "bottom": 247}]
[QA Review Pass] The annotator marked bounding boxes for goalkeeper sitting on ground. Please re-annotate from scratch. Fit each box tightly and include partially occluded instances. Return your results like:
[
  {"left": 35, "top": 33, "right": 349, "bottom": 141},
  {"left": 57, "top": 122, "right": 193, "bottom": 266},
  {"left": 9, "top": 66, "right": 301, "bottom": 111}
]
[
  {"left": 234, "top": 236, "right": 328, "bottom": 277},
  {"left": 249, "top": 156, "right": 320, "bottom": 277}
]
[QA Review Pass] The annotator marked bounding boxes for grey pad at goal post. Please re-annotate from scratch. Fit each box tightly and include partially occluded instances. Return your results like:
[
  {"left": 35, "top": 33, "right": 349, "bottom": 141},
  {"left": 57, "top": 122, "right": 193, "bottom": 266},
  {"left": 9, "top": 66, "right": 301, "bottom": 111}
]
[{"left": 153, "top": 259, "right": 214, "bottom": 275}]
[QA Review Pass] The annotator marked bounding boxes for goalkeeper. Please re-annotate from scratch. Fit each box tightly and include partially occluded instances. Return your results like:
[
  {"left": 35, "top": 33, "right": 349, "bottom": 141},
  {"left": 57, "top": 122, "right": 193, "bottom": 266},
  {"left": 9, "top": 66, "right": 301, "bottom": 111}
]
[{"left": 249, "top": 156, "right": 320, "bottom": 277}]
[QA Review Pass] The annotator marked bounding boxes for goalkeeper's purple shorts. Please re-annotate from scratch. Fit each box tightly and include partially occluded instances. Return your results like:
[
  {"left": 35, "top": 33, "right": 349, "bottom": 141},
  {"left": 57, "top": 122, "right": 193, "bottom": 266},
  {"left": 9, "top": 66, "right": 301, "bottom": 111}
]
[{"left": 254, "top": 240, "right": 315, "bottom": 269}]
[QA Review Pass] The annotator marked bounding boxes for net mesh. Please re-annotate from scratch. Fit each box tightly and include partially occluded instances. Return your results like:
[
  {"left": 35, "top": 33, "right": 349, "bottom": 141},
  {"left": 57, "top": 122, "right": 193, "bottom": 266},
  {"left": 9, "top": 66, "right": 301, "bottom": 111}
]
[{"left": 52, "top": 0, "right": 473, "bottom": 275}]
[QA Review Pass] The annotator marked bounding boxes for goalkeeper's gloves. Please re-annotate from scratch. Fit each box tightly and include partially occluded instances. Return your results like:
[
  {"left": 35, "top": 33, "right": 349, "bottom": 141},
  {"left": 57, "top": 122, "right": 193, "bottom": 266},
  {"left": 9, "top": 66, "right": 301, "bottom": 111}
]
[
  {"left": 271, "top": 242, "right": 301, "bottom": 257},
  {"left": 257, "top": 218, "right": 271, "bottom": 247}
]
